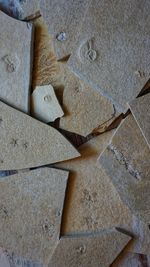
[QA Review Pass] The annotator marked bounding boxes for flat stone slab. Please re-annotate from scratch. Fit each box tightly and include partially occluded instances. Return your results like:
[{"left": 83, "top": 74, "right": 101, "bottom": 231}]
[
  {"left": 128, "top": 93, "right": 150, "bottom": 149},
  {"left": 0, "top": 11, "right": 33, "bottom": 113},
  {"left": 60, "top": 64, "right": 116, "bottom": 136},
  {"left": 56, "top": 131, "right": 132, "bottom": 234},
  {"left": 0, "top": 101, "right": 80, "bottom": 170},
  {"left": 68, "top": 0, "right": 150, "bottom": 112},
  {"left": 48, "top": 229, "right": 131, "bottom": 267},
  {"left": 31, "top": 85, "right": 64, "bottom": 123},
  {"left": 40, "top": 0, "right": 91, "bottom": 59},
  {"left": 0, "top": 168, "right": 68, "bottom": 265},
  {"left": 98, "top": 114, "right": 150, "bottom": 224}
]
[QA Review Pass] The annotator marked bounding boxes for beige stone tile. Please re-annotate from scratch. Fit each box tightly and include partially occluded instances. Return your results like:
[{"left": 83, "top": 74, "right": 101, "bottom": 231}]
[
  {"left": 60, "top": 64, "right": 116, "bottom": 136},
  {"left": 55, "top": 131, "right": 132, "bottom": 234},
  {"left": 0, "top": 168, "right": 68, "bottom": 265},
  {"left": 48, "top": 229, "right": 131, "bottom": 267},
  {"left": 0, "top": 101, "right": 80, "bottom": 171},
  {"left": 0, "top": 11, "right": 33, "bottom": 113},
  {"left": 98, "top": 114, "right": 150, "bottom": 224},
  {"left": 40, "top": 0, "right": 91, "bottom": 59},
  {"left": 128, "top": 93, "right": 150, "bottom": 149},
  {"left": 68, "top": 0, "right": 150, "bottom": 112},
  {"left": 31, "top": 85, "right": 64, "bottom": 123}
]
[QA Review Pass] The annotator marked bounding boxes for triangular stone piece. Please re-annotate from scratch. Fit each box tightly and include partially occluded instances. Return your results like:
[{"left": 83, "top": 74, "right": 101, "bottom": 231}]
[
  {"left": 56, "top": 131, "right": 132, "bottom": 234},
  {"left": 40, "top": 0, "right": 91, "bottom": 59},
  {"left": 59, "top": 64, "right": 116, "bottom": 136},
  {"left": 0, "top": 11, "right": 33, "bottom": 113},
  {"left": 48, "top": 229, "right": 131, "bottom": 267},
  {"left": 68, "top": 0, "right": 150, "bottom": 112},
  {"left": 0, "top": 101, "right": 80, "bottom": 170},
  {"left": 98, "top": 114, "right": 150, "bottom": 224},
  {"left": 128, "top": 93, "right": 150, "bottom": 149},
  {"left": 0, "top": 168, "right": 68, "bottom": 265}
]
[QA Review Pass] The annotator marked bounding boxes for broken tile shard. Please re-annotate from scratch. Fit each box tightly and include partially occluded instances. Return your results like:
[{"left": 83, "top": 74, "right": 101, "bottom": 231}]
[
  {"left": 48, "top": 229, "right": 131, "bottom": 267},
  {"left": 0, "top": 101, "right": 80, "bottom": 170},
  {"left": 0, "top": 168, "right": 68, "bottom": 265},
  {"left": 56, "top": 131, "right": 132, "bottom": 234},
  {"left": 68, "top": 0, "right": 150, "bottom": 112},
  {"left": 128, "top": 93, "right": 150, "bottom": 149},
  {"left": 98, "top": 114, "right": 150, "bottom": 224},
  {"left": 40, "top": 0, "right": 91, "bottom": 59},
  {"left": 60, "top": 64, "right": 116, "bottom": 136},
  {"left": 31, "top": 85, "right": 64, "bottom": 123},
  {"left": 0, "top": 11, "right": 33, "bottom": 113}
]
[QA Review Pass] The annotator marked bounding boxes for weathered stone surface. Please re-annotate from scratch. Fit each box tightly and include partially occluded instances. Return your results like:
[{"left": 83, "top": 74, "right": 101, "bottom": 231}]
[
  {"left": 128, "top": 93, "right": 150, "bottom": 149},
  {"left": 31, "top": 85, "right": 64, "bottom": 123},
  {"left": 68, "top": 0, "right": 150, "bottom": 112},
  {"left": 0, "top": 11, "right": 33, "bottom": 113},
  {"left": 40, "top": 0, "right": 91, "bottom": 59},
  {"left": 56, "top": 131, "right": 132, "bottom": 234},
  {"left": 0, "top": 0, "right": 23, "bottom": 19},
  {"left": 127, "top": 216, "right": 150, "bottom": 256},
  {"left": 32, "top": 18, "right": 63, "bottom": 93},
  {"left": 60, "top": 64, "right": 116, "bottom": 136},
  {"left": 0, "top": 248, "right": 44, "bottom": 267},
  {"left": 48, "top": 229, "right": 131, "bottom": 267},
  {"left": 111, "top": 250, "right": 148, "bottom": 267},
  {"left": 0, "top": 168, "right": 68, "bottom": 265},
  {"left": 0, "top": 101, "right": 80, "bottom": 170},
  {"left": 98, "top": 114, "right": 150, "bottom": 224},
  {"left": 20, "top": 0, "right": 40, "bottom": 20}
]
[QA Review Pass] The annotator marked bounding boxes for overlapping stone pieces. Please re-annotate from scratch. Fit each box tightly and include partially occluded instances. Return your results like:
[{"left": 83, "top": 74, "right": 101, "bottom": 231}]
[{"left": 68, "top": 0, "right": 150, "bottom": 112}]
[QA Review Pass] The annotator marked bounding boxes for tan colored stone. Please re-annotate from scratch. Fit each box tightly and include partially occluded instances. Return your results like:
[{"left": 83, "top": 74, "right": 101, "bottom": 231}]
[
  {"left": 0, "top": 101, "right": 80, "bottom": 171},
  {"left": 128, "top": 93, "right": 150, "bottom": 149},
  {"left": 32, "top": 18, "right": 63, "bottom": 94},
  {"left": 68, "top": 0, "right": 150, "bottom": 112},
  {"left": 0, "top": 11, "right": 33, "bottom": 113},
  {"left": 98, "top": 114, "right": 150, "bottom": 224},
  {"left": 60, "top": 64, "right": 116, "bottom": 136},
  {"left": 55, "top": 131, "right": 132, "bottom": 234},
  {"left": 49, "top": 229, "right": 131, "bottom": 267},
  {"left": 40, "top": 0, "right": 91, "bottom": 59},
  {"left": 31, "top": 85, "right": 64, "bottom": 123},
  {"left": 0, "top": 168, "right": 68, "bottom": 265}
]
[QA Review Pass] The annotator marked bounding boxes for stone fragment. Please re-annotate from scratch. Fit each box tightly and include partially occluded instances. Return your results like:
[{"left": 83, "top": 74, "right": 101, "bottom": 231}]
[
  {"left": 48, "top": 229, "right": 131, "bottom": 267},
  {"left": 0, "top": 101, "right": 80, "bottom": 171},
  {"left": 20, "top": 0, "right": 40, "bottom": 20},
  {"left": 68, "top": 0, "right": 150, "bottom": 112},
  {"left": 31, "top": 85, "right": 64, "bottom": 123},
  {"left": 40, "top": 0, "right": 91, "bottom": 59},
  {"left": 0, "top": 168, "right": 68, "bottom": 265},
  {"left": 98, "top": 114, "right": 150, "bottom": 224},
  {"left": 0, "top": 11, "right": 33, "bottom": 113},
  {"left": 60, "top": 64, "right": 116, "bottom": 136},
  {"left": 128, "top": 93, "right": 150, "bottom": 149},
  {"left": 32, "top": 18, "right": 63, "bottom": 92},
  {"left": 56, "top": 131, "right": 132, "bottom": 234}
]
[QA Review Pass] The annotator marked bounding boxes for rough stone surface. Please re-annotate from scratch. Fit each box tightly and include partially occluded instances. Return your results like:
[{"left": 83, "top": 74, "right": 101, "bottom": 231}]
[
  {"left": 98, "top": 114, "right": 150, "bottom": 224},
  {"left": 0, "top": 168, "right": 68, "bottom": 265},
  {"left": 68, "top": 0, "right": 150, "bottom": 112},
  {"left": 111, "top": 250, "right": 149, "bottom": 267},
  {"left": 60, "top": 64, "right": 116, "bottom": 136},
  {"left": 20, "top": 0, "right": 40, "bottom": 20},
  {"left": 0, "top": 101, "right": 80, "bottom": 171},
  {"left": 48, "top": 229, "right": 131, "bottom": 267},
  {"left": 31, "top": 85, "right": 64, "bottom": 123},
  {"left": 0, "top": 11, "right": 33, "bottom": 113},
  {"left": 40, "top": 0, "right": 91, "bottom": 59},
  {"left": 128, "top": 93, "right": 150, "bottom": 149},
  {"left": 55, "top": 131, "right": 132, "bottom": 234}
]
